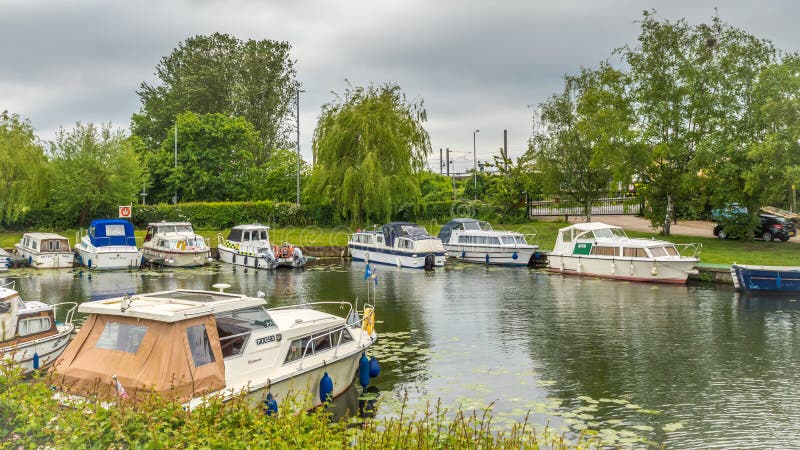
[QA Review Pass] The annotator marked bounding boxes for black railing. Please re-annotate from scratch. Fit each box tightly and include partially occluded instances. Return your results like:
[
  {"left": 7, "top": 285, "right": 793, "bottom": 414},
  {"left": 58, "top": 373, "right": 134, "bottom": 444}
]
[{"left": 527, "top": 192, "right": 642, "bottom": 217}]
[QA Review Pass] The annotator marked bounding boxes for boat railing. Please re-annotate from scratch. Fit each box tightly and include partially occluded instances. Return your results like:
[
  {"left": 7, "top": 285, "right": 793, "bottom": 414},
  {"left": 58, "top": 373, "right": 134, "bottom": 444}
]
[
  {"left": 675, "top": 243, "right": 703, "bottom": 258},
  {"left": 1, "top": 280, "right": 15, "bottom": 290},
  {"left": 291, "top": 301, "right": 376, "bottom": 369},
  {"left": 53, "top": 302, "right": 78, "bottom": 325}
]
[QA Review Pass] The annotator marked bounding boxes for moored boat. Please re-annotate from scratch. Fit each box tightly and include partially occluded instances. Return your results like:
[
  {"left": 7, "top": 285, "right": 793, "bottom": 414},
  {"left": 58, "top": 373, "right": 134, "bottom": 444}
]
[
  {"left": 0, "top": 248, "right": 11, "bottom": 272},
  {"left": 731, "top": 264, "right": 800, "bottom": 293},
  {"left": 14, "top": 233, "right": 74, "bottom": 269},
  {"left": 438, "top": 218, "right": 538, "bottom": 266},
  {"left": 548, "top": 222, "right": 700, "bottom": 284},
  {"left": 217, "top": 224, "right": 305, "bottom": 269},
  {"left": 75, "top": 219, "right": 142, "bottom": 270},
  {"left": 349, "top": 222, "right": 446, "bottom": 269},
  {"left": 142, "top": 222, "right": 212, "bottom": 267},
  {"left": 52, "top": 285, "right": 377, "bottom": 410},
  {"left": 1, "top": 281, "right": 77, "bottom": 374}
]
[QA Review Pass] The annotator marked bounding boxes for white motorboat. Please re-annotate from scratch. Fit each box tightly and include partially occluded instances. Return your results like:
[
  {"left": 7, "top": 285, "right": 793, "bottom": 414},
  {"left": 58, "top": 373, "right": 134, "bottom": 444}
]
[
  {"left": 348, "top": 222, "right": 446, "bottom": 269},
  {"left": 1, "top": 281, "right": 77, "bottom": 374},
  {"left": 548, "top": 222, "right": 700, "bottom": 284},
  {"left": 75, "top": 219, "right": 142, "bottom": 270},
  {"left": 142, "top": 222, "right": 212, "bottom": 267},
  {"left": 217, "top": 224, "right": 306, "bottom": 269},
  {"left": 0, "top": 248, "right": 11, "bottom": 272},
  {"left": 14, "top": 233, "right": 74, "bottom": 269},
  {"left": 438, "top": 218, "right": 538, "bottom": 266},
  {"left": 52, "top": 285, "right": 377, "bottom": 410}
]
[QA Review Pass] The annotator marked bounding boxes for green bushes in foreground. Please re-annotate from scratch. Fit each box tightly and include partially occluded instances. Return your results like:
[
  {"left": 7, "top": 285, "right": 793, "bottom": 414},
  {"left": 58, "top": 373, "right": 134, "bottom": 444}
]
[{"left": 0, "top": 369, "right": 585, "bottom": 449}]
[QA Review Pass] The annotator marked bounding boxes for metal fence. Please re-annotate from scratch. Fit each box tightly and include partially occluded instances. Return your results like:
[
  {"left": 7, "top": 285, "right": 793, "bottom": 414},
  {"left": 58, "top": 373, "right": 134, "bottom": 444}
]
[{"left": 527, "top": 192, "right": 642, "bottom": 217}]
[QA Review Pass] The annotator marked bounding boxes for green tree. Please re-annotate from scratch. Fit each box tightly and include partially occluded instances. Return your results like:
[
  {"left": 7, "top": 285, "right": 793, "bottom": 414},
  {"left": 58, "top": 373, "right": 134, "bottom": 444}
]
[
  {"left": 486, "top": 150, "right": 539, "bottom": 220},
  {"left": 0, "top": 111, "right": 49, "bottom": 228},
  {"left": 621, "top": 11, "right": 774, "bottom": 234},
  {"left": 307, "top": 83, "right": 431, "bottom": 223},
  {"left": 530, "top": 63, "right": 637, "bottom": 222},
  {"left": 251, "top": 148, "right": 309, "bottom": 203},
  {"left": 49, "top": 123, "right": 145, "bottom": 226},
  {"left": 144, "top": 112, "right": 263, "bottom": 203},
  {"left": 132, "top": 33, "right": 297, "bottom": 157},
  {"left": 744, "top": 54, "right": 800, "bottom": 211}
]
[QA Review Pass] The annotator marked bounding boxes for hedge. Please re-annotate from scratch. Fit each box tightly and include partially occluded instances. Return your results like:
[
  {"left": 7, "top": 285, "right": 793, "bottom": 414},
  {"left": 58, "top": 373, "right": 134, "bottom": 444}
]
[{"left": 7, "top": 199, "right": 522, "bottom": 231}]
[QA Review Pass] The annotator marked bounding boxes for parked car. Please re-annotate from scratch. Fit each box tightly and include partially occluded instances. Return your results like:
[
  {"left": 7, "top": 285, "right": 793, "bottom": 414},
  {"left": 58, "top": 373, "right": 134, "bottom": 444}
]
[{"left": 713, "top": 213, "right": 793, "bottom": 242}]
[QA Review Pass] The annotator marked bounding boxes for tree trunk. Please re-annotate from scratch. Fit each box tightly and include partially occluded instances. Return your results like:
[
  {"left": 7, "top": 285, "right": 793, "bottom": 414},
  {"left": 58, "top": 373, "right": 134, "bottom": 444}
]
[
  {"left": 663, "top": 194, "right": 673, "bottom": 236},
  {"left": 584, "top": 198, "right": 592, "bottom": 223}
]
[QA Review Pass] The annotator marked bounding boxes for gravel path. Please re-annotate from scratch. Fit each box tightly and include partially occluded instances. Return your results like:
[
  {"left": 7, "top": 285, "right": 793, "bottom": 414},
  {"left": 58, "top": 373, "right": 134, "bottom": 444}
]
[{"left": 566, "top": 215, "right": 800, "bottom": 243}]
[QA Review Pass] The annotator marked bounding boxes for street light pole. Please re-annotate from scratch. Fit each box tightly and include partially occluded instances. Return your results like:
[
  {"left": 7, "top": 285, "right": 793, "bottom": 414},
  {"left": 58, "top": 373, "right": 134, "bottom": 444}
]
[
  {"left": 473, "top": 129, "right": 480, "bottom": 200},
  {"left": 296, "top": 87, "right": 304, "bottom": 205},
  {"left": 174, "top": 122, "right": 178, "bottom": 204}
]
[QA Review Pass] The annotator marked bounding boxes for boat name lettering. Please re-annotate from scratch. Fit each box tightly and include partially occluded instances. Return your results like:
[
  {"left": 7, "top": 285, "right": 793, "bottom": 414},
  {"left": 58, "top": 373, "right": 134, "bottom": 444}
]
[{"left": 256, "top": 335, "right": 276, "bottom": 345}]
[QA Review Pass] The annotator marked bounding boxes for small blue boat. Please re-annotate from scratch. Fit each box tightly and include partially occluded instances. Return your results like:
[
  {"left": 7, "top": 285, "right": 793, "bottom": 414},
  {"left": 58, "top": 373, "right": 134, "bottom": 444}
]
[{"left": 731, "top": 264, "right": 800, "bottom": 293}]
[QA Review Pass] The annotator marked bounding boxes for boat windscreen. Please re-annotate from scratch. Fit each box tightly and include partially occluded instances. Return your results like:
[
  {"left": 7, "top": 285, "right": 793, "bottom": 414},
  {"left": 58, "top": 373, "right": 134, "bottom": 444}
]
[{"left": 593, "top": 228, "right": 627, "bottom": 239}]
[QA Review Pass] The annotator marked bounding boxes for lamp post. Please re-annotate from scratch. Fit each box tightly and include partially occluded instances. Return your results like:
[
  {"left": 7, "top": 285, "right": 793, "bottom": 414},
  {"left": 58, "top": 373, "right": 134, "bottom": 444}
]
[
  {"left": 173, "top": 122, "right": 178, "bottom": 204},
  {"left": 473, "top": 129, "right": 480, "bottom": 200},
  {"left": 296, "top": 87, "right": 305, "bottom": 205}
]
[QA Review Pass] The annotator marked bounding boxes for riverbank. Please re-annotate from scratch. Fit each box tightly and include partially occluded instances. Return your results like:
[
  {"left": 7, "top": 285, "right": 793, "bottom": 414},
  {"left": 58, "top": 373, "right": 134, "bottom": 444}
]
[{"left": 2, "top": 219, "right": 798, "bottom": 267}]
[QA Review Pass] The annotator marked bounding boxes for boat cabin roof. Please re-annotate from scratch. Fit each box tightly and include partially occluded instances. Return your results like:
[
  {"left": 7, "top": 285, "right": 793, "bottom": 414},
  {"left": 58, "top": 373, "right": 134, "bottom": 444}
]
[
  {"left": 231, "top": 223, "right": 270, "bottom": 231},
  {"left": 22, "top": 232, "right": 69, "bottom": 241},
  {"left": 78, "top": 289, "right": 265, "bottom": 323},
  {"left": 559, "top": 222, "right": 624, "bottom": 233},
  {"left": 0, "top": 286, "right": 50, "bottom": 314},
  {"left": 148, "top": 221, "right": 192, "bottom": 227},
  {"left": 88, "top": 219, "right": 136, "bottom": 247}
]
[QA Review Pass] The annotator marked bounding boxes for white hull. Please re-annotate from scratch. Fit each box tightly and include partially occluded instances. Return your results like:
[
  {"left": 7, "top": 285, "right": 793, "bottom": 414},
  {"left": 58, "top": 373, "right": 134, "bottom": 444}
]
[
  {"left": 142, "top": 248, "right": 211, "bottom": 267},
  {"left": 218, "top": 246, "right": 277, "bottom": 269},
  {"left": 13, "top": 246, "right": 73, "bottom": 269},
  {"left": 547, "top": 254, "right": 697, "bottom": 284},
  {"left": 1, "top": 324, "right": 74, "bottom": 374},
  {"left": 443, "top": 244, "right": 536, "bottom": 266},
  {"left": 217, "top": 245, "right": 305, "bottom": 269},
  {"left": 75, "top": 246, "right": 142, "bottom": 270},
  {"left": 349, "top": 246, "right": 446, "bottom": 269},
  {"left": 239, "top": 347, "right": 365, "bottom": 409}
]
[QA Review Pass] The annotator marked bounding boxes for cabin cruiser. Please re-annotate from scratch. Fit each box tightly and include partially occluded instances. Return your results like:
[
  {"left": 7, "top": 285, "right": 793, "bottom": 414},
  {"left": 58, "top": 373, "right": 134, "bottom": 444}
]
[
  {"left": 142, "top": 222, "right": 212, "bottom": 267},
  {"left": 438, "top": 218, "right": 538, "bottom": 266},
  {"left": 14, "top": 233, "right": 73, "bottom": 269},
  {"left": 349, "top": 222, "right": 446, "bottom": 269},
  {"left": 1, "top": 248, "right": 13, "bottom": 272},
  {"left": 217, "top": 224, "right": 306, "bottom": 269},
  {"left": 548, "top": 222, "right": 700, "bottom": 284},
  {"left": 1, "top": 282, "right": 77, "bottom": 374},
  {"left": 75, "top": 219, "right": 142, "bottom": 270},
  {"left": 52, "top": 286, "right": 377, "bottom": 409}
]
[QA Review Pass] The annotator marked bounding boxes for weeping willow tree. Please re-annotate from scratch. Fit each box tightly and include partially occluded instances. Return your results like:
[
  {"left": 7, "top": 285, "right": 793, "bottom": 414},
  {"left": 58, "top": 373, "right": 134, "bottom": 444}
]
[
  {"left": 307, "top": 83, "right": 431, "bottom": 223},
  {"left": 0, "top": 111, "right": 49, "bottom": 228}
]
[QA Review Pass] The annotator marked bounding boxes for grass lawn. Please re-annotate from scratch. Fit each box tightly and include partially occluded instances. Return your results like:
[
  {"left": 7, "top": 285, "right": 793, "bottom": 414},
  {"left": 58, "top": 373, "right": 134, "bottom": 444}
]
[{"left": 1, "top": 219, "right": 797, "bottom": 266}]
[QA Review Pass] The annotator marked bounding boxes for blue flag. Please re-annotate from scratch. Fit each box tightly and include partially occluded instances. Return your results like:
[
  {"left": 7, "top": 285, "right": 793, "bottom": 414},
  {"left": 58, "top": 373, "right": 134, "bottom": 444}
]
[{"left": 364, "top": 263, "right": 372, "bottom": 280}]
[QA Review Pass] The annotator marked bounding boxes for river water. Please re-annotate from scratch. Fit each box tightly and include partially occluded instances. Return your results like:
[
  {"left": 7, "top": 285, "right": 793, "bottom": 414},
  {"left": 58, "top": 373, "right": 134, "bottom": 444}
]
[{"left": 5, "top": 261, "right": 800, "bottom": 448}]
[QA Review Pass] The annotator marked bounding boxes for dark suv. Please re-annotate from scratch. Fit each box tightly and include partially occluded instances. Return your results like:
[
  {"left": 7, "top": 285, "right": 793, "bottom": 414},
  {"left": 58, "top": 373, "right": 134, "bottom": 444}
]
[{"left": 713, "top": 213, "right": 794, "bottom": 242}]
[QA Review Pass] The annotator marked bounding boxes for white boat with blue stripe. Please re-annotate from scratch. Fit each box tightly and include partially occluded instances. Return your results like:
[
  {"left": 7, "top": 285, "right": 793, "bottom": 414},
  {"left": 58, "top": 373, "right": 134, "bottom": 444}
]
[
  {"left": 349, "top": 222, "right": 446, "bottom": 269},
  {"left": 438, "top": 218, "right": 538, "bottom": 266}
]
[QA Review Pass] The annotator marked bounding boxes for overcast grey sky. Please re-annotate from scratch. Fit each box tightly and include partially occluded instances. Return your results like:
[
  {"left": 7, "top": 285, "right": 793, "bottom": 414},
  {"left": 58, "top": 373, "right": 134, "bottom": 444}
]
[{"left": 2, "top": 1, "right": 798, "bottom": 173}]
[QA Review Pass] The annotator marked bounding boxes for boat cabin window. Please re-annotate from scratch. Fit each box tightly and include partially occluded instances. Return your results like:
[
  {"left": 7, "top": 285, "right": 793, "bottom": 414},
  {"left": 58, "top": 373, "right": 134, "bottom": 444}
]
[
  {"left": 501, "top": 236, "right": 521, "bottom": 245},
  {"left": 47, "top": 240, "right": 62, "bottom": 251},
  {"left": 187, "top": 237, "right": 207, "bottom": 248},
  {"left": 106, "top": 224, "right": 127, "bottom": 237},
  {"left": 561, "top": 230, "right": 572, "bottom": 243},
  {"left": 227, "top": 229, "right": 243, "bottom": 242},
  {"left": 590, "top": 246, "right": 618, "bottom": 257},
  {"left": 186, "top": 324, "right": 215, "bottom": 367},
  {"left": 215, "top": 307, "right": 276, "bottom": 358},
  {"left": 623, "top": 247, "right": 648, "bottom": 258},
  {"left": 649, "top": 246, "right": 677, "bottom": 257},
  {"left": 95, "top": 322, "right": 148, "bottom": 354},
  {"left": 31, "top": 240, "right": 38, "bottom": 250},
  {"left": 397, "top": 238, "right": 414, "bottom": 249},
  {"left": 353, "top": 234, "right": 374, "bottom": 244},
  {"left": 18, "top": 317, "right": 51, "bottom": 336},
  {"left": 284, "top": 328, "right": 354, "bottom": 363},
  {"left": 592, "top": 228, "right": 627, "bottom": 239},
  {"left": 258, "top": 230, "right": 268, "bottom": 240}
]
